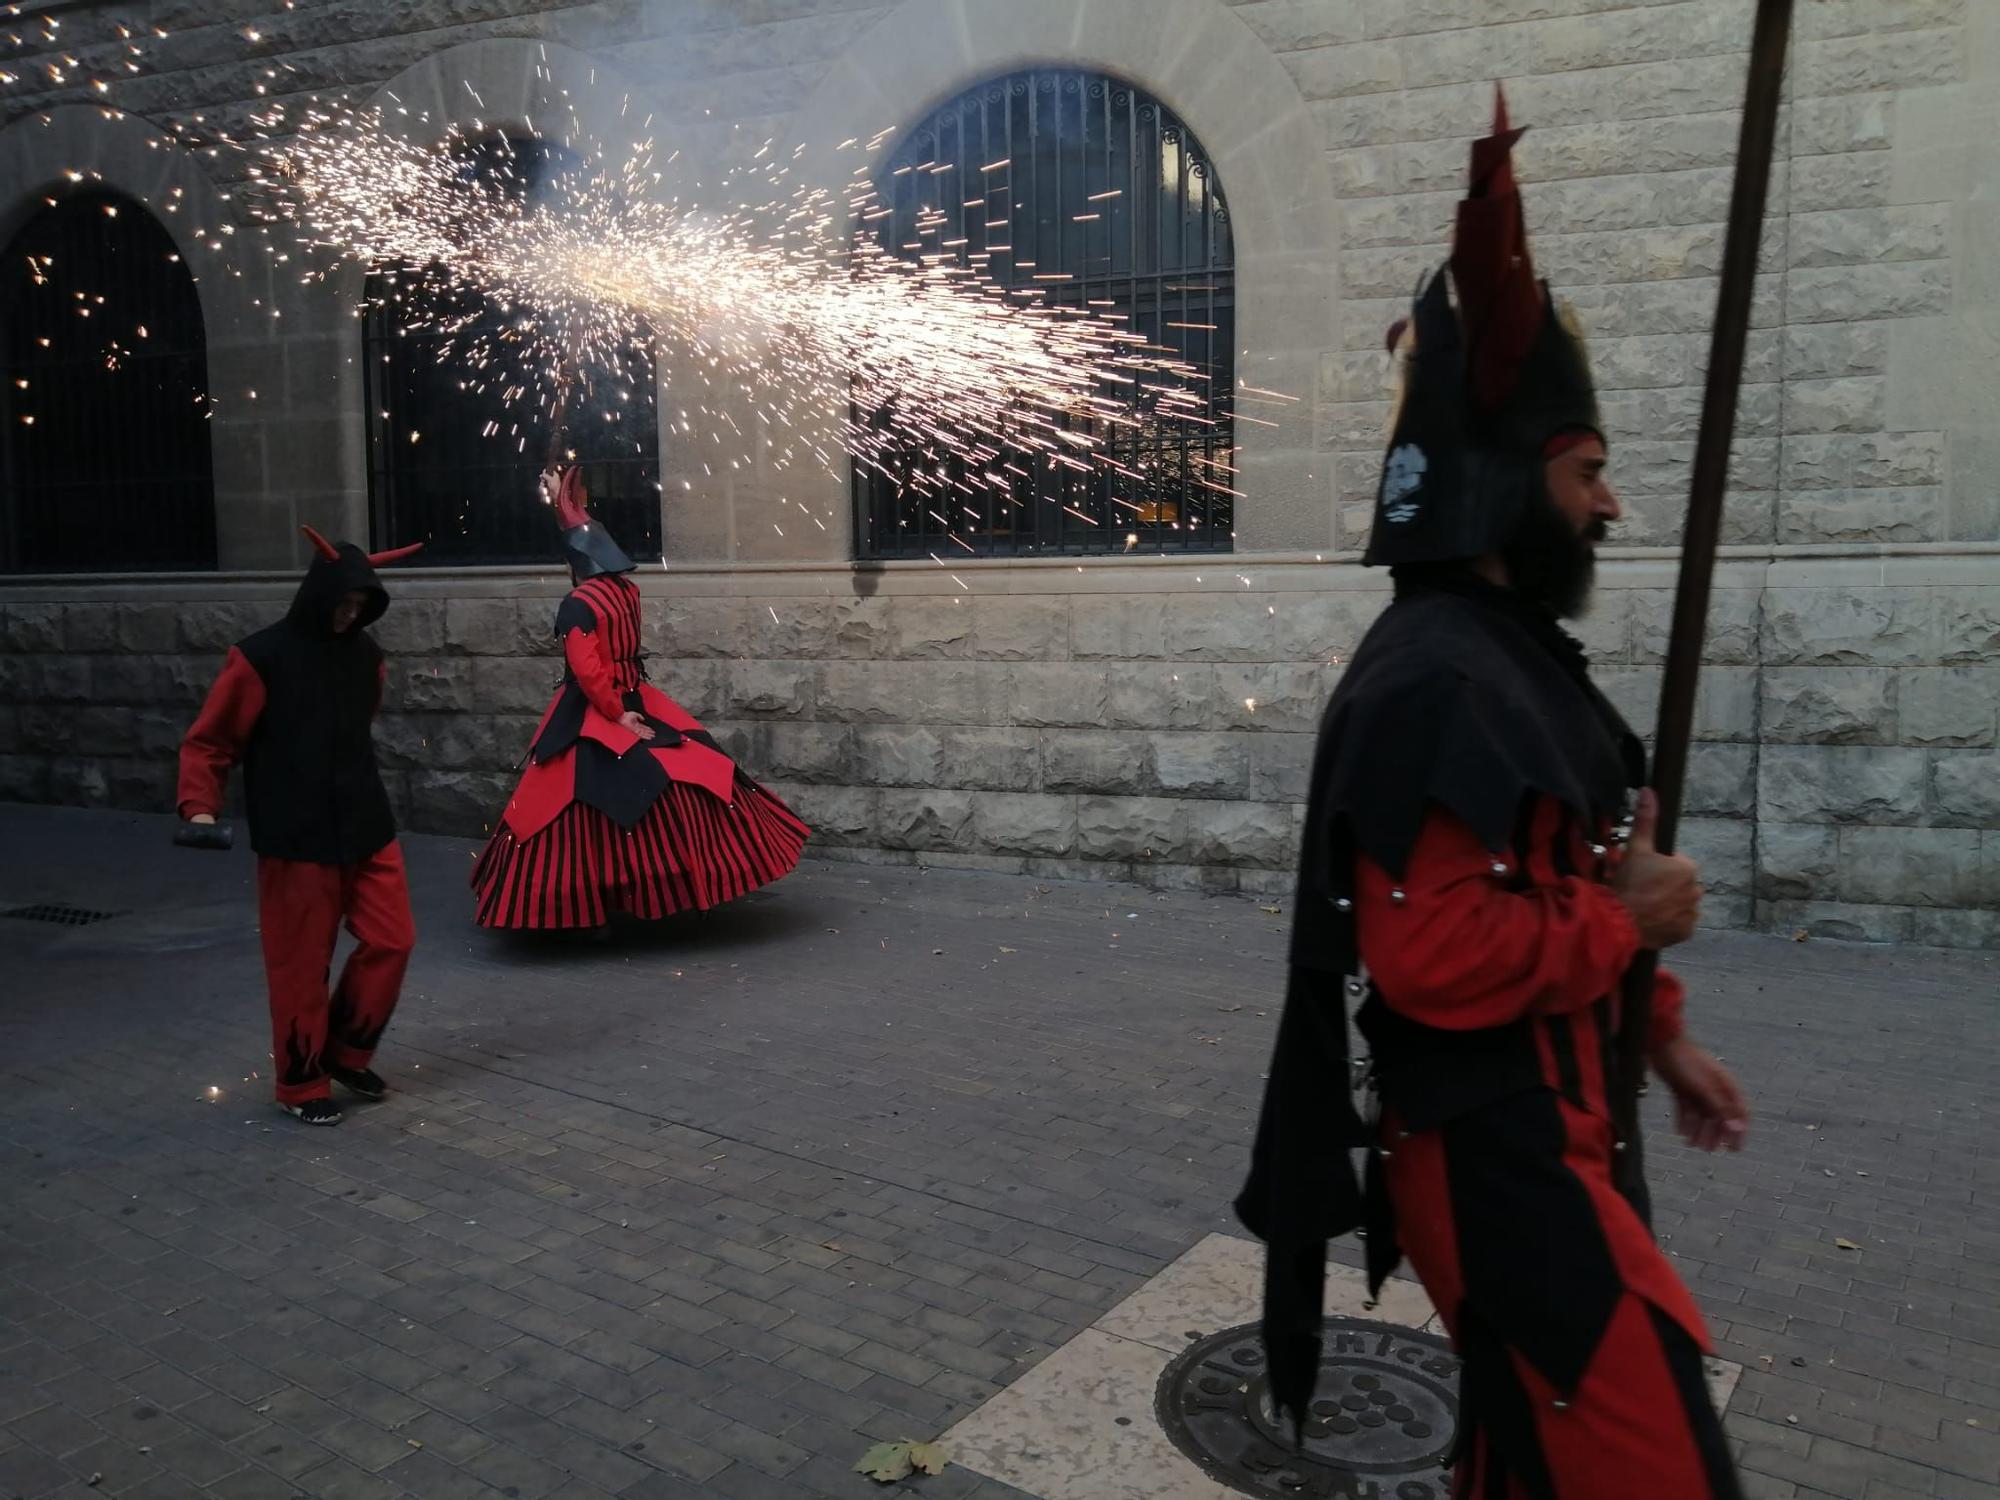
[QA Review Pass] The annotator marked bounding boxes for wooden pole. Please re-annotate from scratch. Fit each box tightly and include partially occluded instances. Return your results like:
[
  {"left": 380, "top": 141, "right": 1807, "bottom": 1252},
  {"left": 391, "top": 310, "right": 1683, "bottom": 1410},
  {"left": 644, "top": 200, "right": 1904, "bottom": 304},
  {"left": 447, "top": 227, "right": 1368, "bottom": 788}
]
[{"left": 1614, "top": 0, "right": 1796, "bottom": 1221}]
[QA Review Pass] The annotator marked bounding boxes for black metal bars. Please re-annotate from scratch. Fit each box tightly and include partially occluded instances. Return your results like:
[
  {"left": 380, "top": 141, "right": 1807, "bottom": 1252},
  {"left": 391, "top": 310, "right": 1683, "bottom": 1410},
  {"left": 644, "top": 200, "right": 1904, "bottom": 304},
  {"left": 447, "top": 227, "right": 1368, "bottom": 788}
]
[
  {"left": 854, "top": 68, "right": 1236, "bottom": 559},
  {"left": 1, "top": 190, "right": 215, "bottom": 573}
]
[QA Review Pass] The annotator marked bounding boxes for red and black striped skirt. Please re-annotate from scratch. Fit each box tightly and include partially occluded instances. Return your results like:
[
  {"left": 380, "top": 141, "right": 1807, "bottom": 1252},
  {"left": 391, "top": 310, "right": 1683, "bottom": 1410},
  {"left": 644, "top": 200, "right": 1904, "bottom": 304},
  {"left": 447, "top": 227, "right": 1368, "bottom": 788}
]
[{"left": 471, "top": 775, "right": 808, "bottom": 929}]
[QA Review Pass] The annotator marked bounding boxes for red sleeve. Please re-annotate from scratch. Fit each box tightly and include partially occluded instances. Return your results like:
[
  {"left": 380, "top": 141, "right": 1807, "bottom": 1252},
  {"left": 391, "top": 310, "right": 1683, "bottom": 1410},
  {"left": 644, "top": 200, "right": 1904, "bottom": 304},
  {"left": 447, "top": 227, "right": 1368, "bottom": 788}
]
[
  {"left": 1649, "top": 967, "right": 1687, "bottom": 1050},
  {"left": 177, "top": 647, "right": 265, "bottom": 819},
  {"left": 563, "top": 625, "right": 624, "bottom": 722},
  {"left": 1355, "top": 802, "right": 1640, "bottom": 1031}
]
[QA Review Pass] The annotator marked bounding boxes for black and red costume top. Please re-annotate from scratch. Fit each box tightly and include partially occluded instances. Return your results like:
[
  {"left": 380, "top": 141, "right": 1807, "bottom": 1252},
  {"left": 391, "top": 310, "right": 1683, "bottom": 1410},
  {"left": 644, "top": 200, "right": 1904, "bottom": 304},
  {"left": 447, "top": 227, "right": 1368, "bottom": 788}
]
[
  {"left": 1233, "top": 567, "right": 1698, "bottom": 1428},
  {"left": 1235, "top": 90, "right": 1732, "bottom": 1487},
  {"left": 179, "top": 539, "right": 403, "bottom": 864},
  {"left": 498, "top": 571, "right": 737, "bottom": 841}
]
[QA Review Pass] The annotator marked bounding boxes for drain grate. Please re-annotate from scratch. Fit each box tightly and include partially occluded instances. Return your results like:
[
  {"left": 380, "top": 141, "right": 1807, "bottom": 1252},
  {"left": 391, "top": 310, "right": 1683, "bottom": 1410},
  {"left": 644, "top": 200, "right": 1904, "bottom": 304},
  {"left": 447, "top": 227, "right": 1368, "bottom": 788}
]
[
  {"left": 1, "top": 903, "right": 125, "bottom": 927},
  {"left": 1156, "top": 1316, "right": 1459, "bottom": 1499}
]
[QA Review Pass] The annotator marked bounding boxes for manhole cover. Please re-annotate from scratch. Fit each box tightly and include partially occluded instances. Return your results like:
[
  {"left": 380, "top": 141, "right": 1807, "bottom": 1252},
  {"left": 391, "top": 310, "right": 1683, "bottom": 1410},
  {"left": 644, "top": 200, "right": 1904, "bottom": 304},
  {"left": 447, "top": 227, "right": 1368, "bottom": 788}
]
[
  {"left": 1, "top": 904, "right": 124, "bottom": 927},
  {"left": 1156, "top": 1316, "right": 1459, "bottom": 1499}
]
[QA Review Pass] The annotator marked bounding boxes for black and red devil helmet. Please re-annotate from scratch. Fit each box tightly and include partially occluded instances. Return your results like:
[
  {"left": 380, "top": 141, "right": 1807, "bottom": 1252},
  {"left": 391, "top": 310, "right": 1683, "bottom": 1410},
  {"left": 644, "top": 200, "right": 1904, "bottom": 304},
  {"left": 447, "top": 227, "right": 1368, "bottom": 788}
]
[
  {"left": 288, "top": 524, "right": 423, "bottom": 634},
  {"left": 548, "top": 466, "right": 635, "bottom": 580},
  {"left": 1363, "top": 87, "right": 1603, "bottom": 568}
]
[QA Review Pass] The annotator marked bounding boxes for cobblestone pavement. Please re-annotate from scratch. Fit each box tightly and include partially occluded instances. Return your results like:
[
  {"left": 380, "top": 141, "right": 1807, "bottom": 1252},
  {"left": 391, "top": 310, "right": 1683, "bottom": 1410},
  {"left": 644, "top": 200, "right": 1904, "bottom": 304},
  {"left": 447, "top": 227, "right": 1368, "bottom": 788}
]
[{"left": 1, "top": 803, "right": 1995, "bottom": 1500}]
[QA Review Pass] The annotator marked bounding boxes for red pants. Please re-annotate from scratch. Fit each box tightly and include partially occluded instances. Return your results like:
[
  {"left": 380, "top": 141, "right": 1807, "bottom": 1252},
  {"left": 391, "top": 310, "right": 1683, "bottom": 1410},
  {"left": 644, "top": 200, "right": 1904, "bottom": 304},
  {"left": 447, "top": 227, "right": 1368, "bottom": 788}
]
[
  {"left": 1384, "top": 1092, "right": 1741, "bottom": 1499},
  {"left": 257, "top": 843, "right": 415, "bottom": 1105}
]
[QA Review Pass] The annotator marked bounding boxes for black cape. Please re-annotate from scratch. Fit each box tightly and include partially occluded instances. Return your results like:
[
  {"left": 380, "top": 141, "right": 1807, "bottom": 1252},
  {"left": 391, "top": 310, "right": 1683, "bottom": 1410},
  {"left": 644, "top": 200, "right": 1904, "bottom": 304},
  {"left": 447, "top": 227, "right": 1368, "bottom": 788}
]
[
  {"left": 236, "top": 544, "right": 398, "bottom": 864},
  {"left": 1233, "top": 567, "right": 1643, "bottom": 1435}
]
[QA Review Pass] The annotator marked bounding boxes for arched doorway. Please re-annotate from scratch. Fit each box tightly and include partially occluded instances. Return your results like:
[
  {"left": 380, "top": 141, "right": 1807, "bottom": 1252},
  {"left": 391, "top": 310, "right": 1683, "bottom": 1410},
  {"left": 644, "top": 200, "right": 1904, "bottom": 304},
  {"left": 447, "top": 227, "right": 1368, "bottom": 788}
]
[{"left": 1, "top": 189, "right": 215, "bottom": 572}]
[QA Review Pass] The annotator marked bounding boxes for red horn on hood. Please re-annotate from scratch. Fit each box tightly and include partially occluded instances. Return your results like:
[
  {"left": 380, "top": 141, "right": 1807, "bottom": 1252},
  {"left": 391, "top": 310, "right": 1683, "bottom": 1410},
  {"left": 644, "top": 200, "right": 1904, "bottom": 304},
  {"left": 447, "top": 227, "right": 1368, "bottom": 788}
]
[
  {"left": 300, "top": 524, "right": 341, "bottom": 562},
  {"left": 366, "top": 542, "right": 425, "bottom": 566}
]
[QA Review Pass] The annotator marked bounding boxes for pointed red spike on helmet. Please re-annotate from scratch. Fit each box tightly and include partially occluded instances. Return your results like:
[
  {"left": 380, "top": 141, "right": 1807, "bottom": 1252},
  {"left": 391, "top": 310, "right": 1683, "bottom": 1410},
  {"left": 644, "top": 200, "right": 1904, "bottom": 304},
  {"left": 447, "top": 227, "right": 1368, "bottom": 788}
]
[
  {"left": 300, "top": 524, "right": 340, "bottom": 562},
  {"left": 1451, "top": 81, "right": 1542, "bottom": 412},
  {"left": 366, "top": 541, "right": 425, "bottom": 567}
]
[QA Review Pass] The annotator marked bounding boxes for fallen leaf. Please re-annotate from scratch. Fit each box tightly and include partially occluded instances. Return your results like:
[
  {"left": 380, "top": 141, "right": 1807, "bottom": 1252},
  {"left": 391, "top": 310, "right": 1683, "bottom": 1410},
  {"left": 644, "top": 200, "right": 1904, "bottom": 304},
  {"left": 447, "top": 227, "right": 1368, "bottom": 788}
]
[
  {"left": 1834, "top": 1237, "right": 1861, "bottom": 1251},
  {"left": 997, "top": 946, "right": 1016, "bottom": 954},
  {"left": 908, "top": 1442, "right": 950, "bottom": 1476},
  {"left": 1793, "top": 929, "right": 1810, "bottom": 942},
  {"left": 855, "top": 1442, "right": 916, "bottom": 1483},
  {"left": 1260, "top": 905, "right": 1282, "bottom": 915},
  {"left": 1218, "top": 1004, "right": 1242, "bottom": 1013}
]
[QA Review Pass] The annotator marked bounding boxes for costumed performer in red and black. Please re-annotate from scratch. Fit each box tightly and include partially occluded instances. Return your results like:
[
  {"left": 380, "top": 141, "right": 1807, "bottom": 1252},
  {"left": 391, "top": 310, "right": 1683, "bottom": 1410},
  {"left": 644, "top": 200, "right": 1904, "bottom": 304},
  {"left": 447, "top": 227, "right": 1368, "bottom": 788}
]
[
  {"left": 471, "top": 466, "right": 809, "bottom": 929},
  {"left": 1234, "top": 91, "right": 1752, "bottom": 1497},
  {"left": 177, "top": 526, "right": 423, "bottom": 1126}
]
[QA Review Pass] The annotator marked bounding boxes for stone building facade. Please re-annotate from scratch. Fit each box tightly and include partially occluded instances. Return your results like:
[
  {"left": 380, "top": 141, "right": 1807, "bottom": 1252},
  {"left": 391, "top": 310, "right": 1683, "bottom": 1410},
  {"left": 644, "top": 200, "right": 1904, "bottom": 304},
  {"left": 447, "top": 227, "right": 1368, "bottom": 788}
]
[{"left": 0, "top": 0, "right": 1996, "bottom": 945}]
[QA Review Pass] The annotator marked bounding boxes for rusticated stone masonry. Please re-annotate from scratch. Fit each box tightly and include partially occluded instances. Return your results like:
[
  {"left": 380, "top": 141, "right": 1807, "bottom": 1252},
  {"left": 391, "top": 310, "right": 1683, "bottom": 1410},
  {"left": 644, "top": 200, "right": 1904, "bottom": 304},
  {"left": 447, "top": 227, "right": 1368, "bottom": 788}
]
[{"left": 2, "top": 558, "right": 1995, "bottom": 946}]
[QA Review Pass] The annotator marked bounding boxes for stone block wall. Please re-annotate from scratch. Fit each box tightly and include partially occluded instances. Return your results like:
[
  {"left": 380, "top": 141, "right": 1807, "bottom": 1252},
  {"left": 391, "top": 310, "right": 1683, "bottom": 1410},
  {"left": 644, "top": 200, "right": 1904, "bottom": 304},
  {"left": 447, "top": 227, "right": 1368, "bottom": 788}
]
[
  {"left": 5, "top": 558, "right": 1997, "bottom": 942},
  {"left": 1752, "top": 565, "right": 2000, "bottom": 947},
  {"left": 2, "top": 0, "right": 1999, "bottom": 945}
]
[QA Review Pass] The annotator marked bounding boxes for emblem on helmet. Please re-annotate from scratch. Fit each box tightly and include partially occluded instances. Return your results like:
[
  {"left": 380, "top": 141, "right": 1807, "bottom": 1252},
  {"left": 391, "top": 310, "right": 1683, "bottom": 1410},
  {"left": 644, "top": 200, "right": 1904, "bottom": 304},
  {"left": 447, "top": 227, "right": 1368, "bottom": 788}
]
[{"left": 1382, "top": 443, "right": 1427, "bottom": 523}]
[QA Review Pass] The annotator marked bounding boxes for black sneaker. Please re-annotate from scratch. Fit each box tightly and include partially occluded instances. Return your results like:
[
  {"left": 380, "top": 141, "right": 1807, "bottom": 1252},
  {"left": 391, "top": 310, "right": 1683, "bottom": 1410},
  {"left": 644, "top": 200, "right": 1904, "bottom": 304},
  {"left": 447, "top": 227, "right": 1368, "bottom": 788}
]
[
  {"left": 330, "top": 1065, "right": 387, "bottom": 1101},
  {"left": 282, "top": 1098, "right": 343, "bottom": 1126}
]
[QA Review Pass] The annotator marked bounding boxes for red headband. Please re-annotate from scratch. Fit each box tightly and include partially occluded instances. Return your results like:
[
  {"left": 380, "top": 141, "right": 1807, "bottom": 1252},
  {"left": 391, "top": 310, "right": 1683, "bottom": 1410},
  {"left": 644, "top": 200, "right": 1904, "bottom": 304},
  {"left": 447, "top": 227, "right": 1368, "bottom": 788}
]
[{"left": 1542, "top": 429, "right": 1598, "bottom": 461}]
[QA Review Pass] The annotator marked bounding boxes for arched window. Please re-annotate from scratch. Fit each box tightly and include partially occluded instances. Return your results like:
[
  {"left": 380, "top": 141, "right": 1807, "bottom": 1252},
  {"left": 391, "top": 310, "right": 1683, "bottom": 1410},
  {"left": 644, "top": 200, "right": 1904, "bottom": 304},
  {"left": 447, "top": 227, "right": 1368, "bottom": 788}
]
[
  {"left": 855, "top": 68, "right": 1235, "bottom": 558},
  {"left": 1, "top": 190, "right": 215, "bottom": 572},
  {"left": 363, "top": 137, "right": 661, "bottom": 565}
]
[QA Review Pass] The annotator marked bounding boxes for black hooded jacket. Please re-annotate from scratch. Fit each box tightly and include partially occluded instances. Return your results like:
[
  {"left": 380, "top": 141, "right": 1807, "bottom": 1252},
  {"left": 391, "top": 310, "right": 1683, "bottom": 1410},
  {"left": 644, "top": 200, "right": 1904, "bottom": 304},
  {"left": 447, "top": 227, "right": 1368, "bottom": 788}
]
[
  {"left": 234, "top": 543, "right": 397, "bottom": 863},
  {"left": 1233, "top": 567, "right": 1644, "bottom": 1433}
]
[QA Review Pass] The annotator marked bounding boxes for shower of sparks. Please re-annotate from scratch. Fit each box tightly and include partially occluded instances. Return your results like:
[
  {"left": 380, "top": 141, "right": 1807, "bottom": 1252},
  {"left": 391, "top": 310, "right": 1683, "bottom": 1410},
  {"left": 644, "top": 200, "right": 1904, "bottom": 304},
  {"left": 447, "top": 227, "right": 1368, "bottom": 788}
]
[
  {"left": 235, "top": 93, "right": 1219, "bottom": 525},
  {"left": 0, "top": 15, "right": 1290, "bottom": 563}
]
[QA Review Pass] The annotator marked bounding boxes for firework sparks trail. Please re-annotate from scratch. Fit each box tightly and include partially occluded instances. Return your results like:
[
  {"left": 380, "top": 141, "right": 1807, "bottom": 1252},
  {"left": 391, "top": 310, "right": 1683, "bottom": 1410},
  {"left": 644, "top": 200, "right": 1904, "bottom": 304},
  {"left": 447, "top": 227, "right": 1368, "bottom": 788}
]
[
  {"left": 2, "top": 16, "right": 1281, "bottom": 554},
  {"left": 244, "top": 95, "right": 1217, "bottom": 516}
]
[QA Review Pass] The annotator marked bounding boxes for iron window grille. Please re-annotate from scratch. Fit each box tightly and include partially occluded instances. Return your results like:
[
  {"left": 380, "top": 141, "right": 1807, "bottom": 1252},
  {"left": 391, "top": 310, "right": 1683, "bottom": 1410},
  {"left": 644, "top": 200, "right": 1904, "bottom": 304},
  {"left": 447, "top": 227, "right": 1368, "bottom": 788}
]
[
  {"left": 363, "top": 137, "right": 661, "bottom": 566},
  {"left": 1, "top": 190, "right": 215, "bottom": 573},
  {"left": 854, "top": 68, "right": 1235, "bottom": 560}
]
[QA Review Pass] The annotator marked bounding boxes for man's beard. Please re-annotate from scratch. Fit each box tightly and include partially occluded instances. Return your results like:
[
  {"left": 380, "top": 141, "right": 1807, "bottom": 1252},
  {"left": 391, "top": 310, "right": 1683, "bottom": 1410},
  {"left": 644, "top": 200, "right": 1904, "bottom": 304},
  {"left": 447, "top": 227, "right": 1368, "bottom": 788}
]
[{"left": 1501, "top": 489, "right": 1607, "bottom": 620}]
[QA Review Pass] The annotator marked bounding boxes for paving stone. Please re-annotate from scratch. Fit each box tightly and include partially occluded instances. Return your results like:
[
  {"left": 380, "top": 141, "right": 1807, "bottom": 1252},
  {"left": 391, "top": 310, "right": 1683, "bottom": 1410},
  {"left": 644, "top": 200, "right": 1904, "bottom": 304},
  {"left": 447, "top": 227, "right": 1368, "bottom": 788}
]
[{"left": 1, "top": 804, "right": 1995, "bottom": 1498}]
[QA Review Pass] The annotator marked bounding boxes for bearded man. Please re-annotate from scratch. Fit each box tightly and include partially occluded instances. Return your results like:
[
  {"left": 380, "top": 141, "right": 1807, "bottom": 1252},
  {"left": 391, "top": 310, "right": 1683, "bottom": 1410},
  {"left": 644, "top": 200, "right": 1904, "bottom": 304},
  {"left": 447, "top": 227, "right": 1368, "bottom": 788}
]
[{"left": 1236, "top": 92, "right": 1750, "bottom": 1499}]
